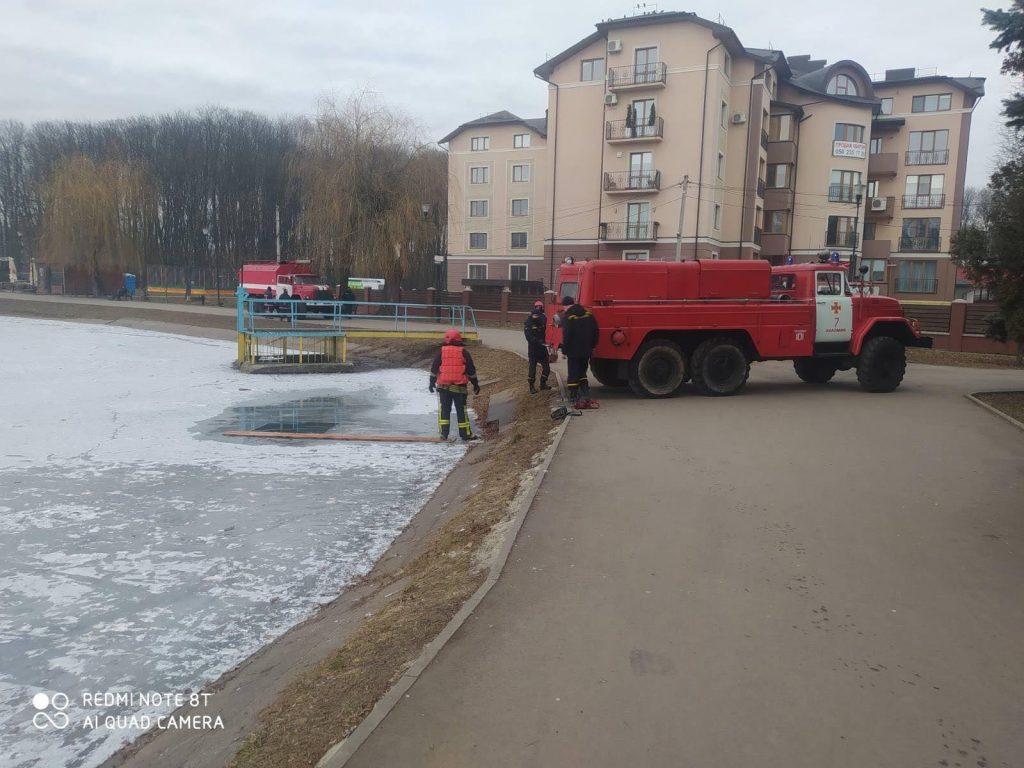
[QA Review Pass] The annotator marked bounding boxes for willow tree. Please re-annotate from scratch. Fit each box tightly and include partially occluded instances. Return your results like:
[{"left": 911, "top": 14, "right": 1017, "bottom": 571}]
[
  {"left": 40, "top": 155, "right": 157, "bottom": 295},
  {"left": 290, "top": 95, "right": 446, "bottom": 296}
]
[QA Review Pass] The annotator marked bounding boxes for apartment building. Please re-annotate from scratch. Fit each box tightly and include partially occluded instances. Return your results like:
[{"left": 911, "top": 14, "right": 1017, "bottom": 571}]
[
  {"left": 440, "top": 111, "right": 548, "bottom": 289},
  {"left": 441, "top": 11, "right": 983, "bottom": 300}
]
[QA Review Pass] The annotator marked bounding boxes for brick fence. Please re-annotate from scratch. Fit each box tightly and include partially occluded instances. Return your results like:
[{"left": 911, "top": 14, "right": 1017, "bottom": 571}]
[{"left": 902, "top": 301, "right": 1017, "bottom": 355}]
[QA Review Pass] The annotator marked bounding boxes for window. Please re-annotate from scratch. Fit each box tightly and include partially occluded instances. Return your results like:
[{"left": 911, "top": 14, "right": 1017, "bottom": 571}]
[
  {"left": 470, "top": 166, "right": 489, "bottom": 184},
  {"left": 513, "top": 133, "right": 531, "bottom": 149},
  {"left": 713, "top": 204, "right": 722, "bottom": 230},
  {"left": 721, "top": 101, "right": 729, "bottom": 128},
  {"left": 717, "top": 152, "right": 725, "bottom": 179},
  {"left": 767, "top": 164, "right": 790, "bottom": 189},
  {"left": 629, "top": 151, "right": 654, "bottom": 188},
  {"left": 864, "top": 222, "right": 877, "bottom": 240},
  {"left": 634, "top": 47, "right": 659, "bottom": 83},
  {"left": 869, "top": 138, "right": 883, "bottom": 155},
  {"left": 627, "top": 202, "right": 652, "bottom": 238},
  {"left": 897, "top": 260, "right": 938, "bottom": 293},
  {"left": 623, "top": 251, "right": 649, "bottom": 261},
  {"left": 769, "top": 114, "right": 793, "bottom": 142},
  {"left": 829, "top": 170, "right": 862, "bottom": 202},
  {"left": 866, "top": 180, "right": 879, "bottom": 199},
  {"left": 904, "top": 175, "right": 944, "bottom": 207},
  {"left": 765, "top": 210, "right": 787, "bottom": 234},
  {"left": 826, "top": 216, "right": 857, "bottom": 247},
  {"left": 632, "top": 99, "right": 657, "bottom": 137},
  {"left": 816, "top": 271, "right": 844, "bottom": 296},
  {"left": 880, "top": 97, "right": 893, "bottom": 115},
  {"left": 509, "top": 264, "right": 528, "bottom": 281},
  {"left": 469, "top": 233, "right": 487, "bottom": 250},
  {"left": 827, "top": 74, "right": 859, "bottom": 96},
  {"left": 512, "top": 164, "right": 530, "bottom": 182},
  {"left": 471, "top": 136, "right": 489, "bottom": 151},
  {"left": 511, "top": 199, "right": 529, "bottom": 216},
  {"left": 469, "top": 200, "right": 488, "bottom": 217},
  {"left": 912, "top": 93, "right": 952, "bottom": 113},
  {"left": 510, "top": 232, "right": 528, "bottom": 249},
  {"left": 581, "top": 58, "right": 605, "bottom": 82},
  {"left": 833, "top": 123, "right": 865, "bottom": 143},
  {"left": 908, "top": 130, "right": 949, "bottom": 164},
  {"left": 723, "top": 52, "right": 731, "bottom": 77},
  {"left": 468, "top": 263, "right": 488, "bottom": 280},
  {"left": 861, "top": 258, "right": 886, "bottom": 283},
  {"left": 900, "top": 218, "right": 941, "bottom": 251}
]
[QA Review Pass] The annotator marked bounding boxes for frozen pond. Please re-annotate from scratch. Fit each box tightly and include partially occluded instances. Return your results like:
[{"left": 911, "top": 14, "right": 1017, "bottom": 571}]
[{"left": 0, "top": 318, "right": 465, "bottom": 768}]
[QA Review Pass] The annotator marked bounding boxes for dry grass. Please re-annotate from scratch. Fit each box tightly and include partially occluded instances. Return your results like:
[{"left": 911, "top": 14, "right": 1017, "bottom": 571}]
[
  {"left": 230, "top": 342, "right": 560, "bottom": 768},
  {"left": 975, "top": 392, "right": 1024, "bottom": 425},
  {"left": 907, "top": 348, "right": 1023, "bottom": 370}
]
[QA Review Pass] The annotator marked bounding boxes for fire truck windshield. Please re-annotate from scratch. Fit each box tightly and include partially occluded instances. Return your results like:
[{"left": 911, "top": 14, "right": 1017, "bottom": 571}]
[{"left": 291, "top": 275, "right": 320, "bottom": 285}]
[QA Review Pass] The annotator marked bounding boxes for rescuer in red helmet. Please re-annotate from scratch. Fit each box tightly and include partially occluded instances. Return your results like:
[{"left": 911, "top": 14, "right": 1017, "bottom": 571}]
[
  {"left": 523, "top": 299, "right": 552, "bottom": 394},
  {"left": 429, "top": 329, "right": 480, "bottom": 441}
]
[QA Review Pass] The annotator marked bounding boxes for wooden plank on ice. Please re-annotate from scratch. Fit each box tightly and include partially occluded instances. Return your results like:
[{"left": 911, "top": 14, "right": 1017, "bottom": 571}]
[{"left": 223, "top": 430, "right": 446, "bottom": 443}]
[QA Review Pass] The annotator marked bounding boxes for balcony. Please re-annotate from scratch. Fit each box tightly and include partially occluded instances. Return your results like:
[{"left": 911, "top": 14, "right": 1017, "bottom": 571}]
[
  {"left": 767, "top": 140, "right": 796, "bottom": 165},
  {"left": 905, "top": 149, "right": 949, "bottom": 166},
  {"left": 600, "top": 221, "right": 659, "bottom": 241},
  {"left": 894, "top": 277, "right": 939, "bottom": 294},
  {"left": 868, "top": 152, "right": 899, "bottom": 177},
  {"left": 902, "top": 194, "right": 945, "bottom": 209},
  {"left": 606, "top": 117, "right": 664, "bottom": 143},
  {"left": 760, "top": 232, "right": 791, "bottom": 256},
  {"left": 756, "top": 178, "right": 766, "bottom": 198},
  {"left": 865, "top": 196, "right": 895, "bottom": 219},
  {"left": 828, "top": 184, "right": 862, "bottom": 203},
  {"left": 604, "top": 170, "right": 661, "bottom": 193},
  {"left": 899, "top": 235, "right": 941, "bottom": 252},
  {"left": 764, "top": 187, "right": 794, "bottom": 211},
  {"left": 826, "top": 233, "right": 857, "bottom": 248},
  {"left": 760, "top": 131, "right": 769, "bottom": 150},
  {"left": 607, "top": 62, "right": 667, "bottom": 90},
  {"left": 862, "top": 239, "right": 891, "bottom": 260}
]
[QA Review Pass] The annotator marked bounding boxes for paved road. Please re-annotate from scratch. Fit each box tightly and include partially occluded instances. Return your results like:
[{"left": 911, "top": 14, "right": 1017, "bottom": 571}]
[{"left": 348, "top": 362, "right": 1024, "bottom": 768}]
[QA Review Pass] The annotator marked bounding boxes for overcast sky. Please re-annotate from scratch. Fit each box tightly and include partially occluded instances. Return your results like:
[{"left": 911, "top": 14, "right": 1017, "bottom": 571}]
[{"left": 0, "top": 0, "right": 1012, "bottom": 186}]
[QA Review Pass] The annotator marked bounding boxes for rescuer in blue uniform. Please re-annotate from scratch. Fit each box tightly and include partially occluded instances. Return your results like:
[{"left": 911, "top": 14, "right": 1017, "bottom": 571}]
[
  {"left": 523, "top": 300, "right": 552, "bottom": 394},
  {"left": 429, "top": 329, "right": 480, "bottom": 441}
]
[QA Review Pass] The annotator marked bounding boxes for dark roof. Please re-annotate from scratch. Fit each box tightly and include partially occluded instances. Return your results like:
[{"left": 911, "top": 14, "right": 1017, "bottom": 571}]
[
  {"left": 746, "top": 48, "right": 792, "bottom": 79},
  {"left": 783, "top": 57, "right": 880, "bottom": 110},
  {"left": 534, "top": 11, "right": 750, "bottom": 80},
  {"left": 872, "top": 74, "right": 985, "bottom": 98},
  {"left": 439, "top": 111, "right": 547, "bottom": 144}
]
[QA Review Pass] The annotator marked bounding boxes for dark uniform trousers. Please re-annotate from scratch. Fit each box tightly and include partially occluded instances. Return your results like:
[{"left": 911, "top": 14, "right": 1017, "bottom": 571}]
[
  {"left": 528, "top": 341, "right": 551, "bottom": 385},
  {"left": 566, "top": 357, "right": 590, "bottom": 402},
  {"left": 437, "top": 386, "right": 473, "bottom": 439}
]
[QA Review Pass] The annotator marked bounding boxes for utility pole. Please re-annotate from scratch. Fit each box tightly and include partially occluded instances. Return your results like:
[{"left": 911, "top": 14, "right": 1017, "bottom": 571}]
[
  {"left": 847, "top": 192, "right": 864, "bottom": 282},
  {"left": 674, "top": 175, "right": 690, "bottom": 262}
]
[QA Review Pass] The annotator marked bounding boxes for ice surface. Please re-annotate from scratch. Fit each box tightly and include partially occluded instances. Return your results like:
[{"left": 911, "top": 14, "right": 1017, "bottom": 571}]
[{"left": 0, "top": 318, "right": 466, "bottom": 768}]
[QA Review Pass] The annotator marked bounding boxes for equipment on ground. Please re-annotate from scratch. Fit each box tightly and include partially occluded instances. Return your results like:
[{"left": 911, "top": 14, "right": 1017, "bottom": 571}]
[{"left": 546, "top": 259, "right": 932, "bottom": 399}]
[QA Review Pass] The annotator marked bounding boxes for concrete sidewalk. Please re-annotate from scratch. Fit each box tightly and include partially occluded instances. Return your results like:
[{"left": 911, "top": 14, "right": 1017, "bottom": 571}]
[{"left": 346, "top": 362, "right": 1024, "bottom": 768}]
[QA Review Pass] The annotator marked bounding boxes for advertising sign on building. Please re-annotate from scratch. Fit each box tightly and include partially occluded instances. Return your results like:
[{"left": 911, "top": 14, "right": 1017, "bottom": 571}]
[{"left": 833, "top": 141, "right": 867, "bottom": 159}]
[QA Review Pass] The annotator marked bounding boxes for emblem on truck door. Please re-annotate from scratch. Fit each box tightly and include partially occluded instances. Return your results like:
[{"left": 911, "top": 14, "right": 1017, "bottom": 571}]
[{"left": 831, "top": 301, "right": 842, "bottom": 314}]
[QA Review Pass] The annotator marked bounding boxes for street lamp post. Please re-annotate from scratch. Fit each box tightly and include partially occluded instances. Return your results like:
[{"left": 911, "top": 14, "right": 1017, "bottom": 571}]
[{"left": 847, "top": 192, "right": 864, "bottom": 283}]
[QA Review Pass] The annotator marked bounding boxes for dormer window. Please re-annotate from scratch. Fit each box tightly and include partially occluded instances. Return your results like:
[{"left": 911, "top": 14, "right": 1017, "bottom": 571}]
[{"left": 827, "top": 74, "right": 858, "bottom": 97}]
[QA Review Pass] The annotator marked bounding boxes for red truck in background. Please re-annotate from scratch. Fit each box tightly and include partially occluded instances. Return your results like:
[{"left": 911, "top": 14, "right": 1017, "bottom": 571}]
[
  {"left": 238, "top": 261, "right": 334, "bottom": 302},
  {"left": 548, "top": 259, "right": 931, "bottom": 398}
]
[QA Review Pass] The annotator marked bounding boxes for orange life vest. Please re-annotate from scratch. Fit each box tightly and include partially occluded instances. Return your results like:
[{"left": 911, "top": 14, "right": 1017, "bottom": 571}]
[{"left": 437, "top": 344, "right": 468, "bottom": 385}]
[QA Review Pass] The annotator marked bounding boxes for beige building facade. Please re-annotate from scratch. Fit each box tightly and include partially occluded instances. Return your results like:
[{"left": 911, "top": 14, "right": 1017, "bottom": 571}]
[{"left": 441, "top": 11, "right": 983, "bottom": 301}]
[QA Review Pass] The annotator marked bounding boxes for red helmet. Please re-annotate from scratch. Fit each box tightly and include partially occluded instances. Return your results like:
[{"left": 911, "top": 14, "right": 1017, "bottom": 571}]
[{"left": 444, "top": 328, "right": 463, "bottom": 344}]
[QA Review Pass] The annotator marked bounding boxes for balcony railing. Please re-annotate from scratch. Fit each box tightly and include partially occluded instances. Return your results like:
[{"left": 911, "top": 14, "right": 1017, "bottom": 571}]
[
  {"left": 760, "top": 131, "right": 769, "bottom": 150},
  {"left": 607, "top": 62, "right": 667, "bottom": 88},
  {"left": 899, "top": 235, "right": 941, "bottom": 252},
  {"left": 905, "top": 149, "right": 949, "bottom": 165},
  {"left": 828, "top": 184, "right": 862, "bottom": 203},
  {"left": 826, "top": 232, "right": 857, "bottom": 248},
  {"left": 902, "top": 193, "right": 945, "bottom": 209},
  {"left": 895, "top": 277, "right": 939, "bottom": 293},
  {"left": 600, "top": 221, "right": 659, "bottom": 241},
  {"left": 606, "top": 117, "right": 664, "bottom": 141},
  {"left": 604, "top": 170, "right": 661, "bottom": 192},
  {"left": 756, "top": 178, "right": 766, "bottom": 198}
]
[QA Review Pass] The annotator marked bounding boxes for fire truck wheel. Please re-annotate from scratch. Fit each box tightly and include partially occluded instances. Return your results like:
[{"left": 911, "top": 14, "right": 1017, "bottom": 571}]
[
  {"left": 590, "top": 358, "right": 628, "bottom": 388},
  {"left": 856, "top": 336, "right": 906, "bottom": 392},
  {"left": 691, "top": 337, "right": 750, "bottom": 396},
  {"left": 628, "top": 340, "right": 686, "bottom": 398},
  {"left": 793, "top": 358, "right": 838, "bottom": 384}
]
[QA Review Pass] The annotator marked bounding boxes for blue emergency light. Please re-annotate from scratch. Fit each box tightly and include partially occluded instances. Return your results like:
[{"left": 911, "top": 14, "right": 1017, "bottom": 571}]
[
  {"left": 830, "top": 251, "right": 841, "bottom": 264},
  {"left": 785, "top": 255, "right": 794, "bottom": 265}
]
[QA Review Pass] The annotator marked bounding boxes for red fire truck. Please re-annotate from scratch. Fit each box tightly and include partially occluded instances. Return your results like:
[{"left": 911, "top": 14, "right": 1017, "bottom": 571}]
[
  {"left": 238, "top": 261, "right": 334, "bottom": 302},
  {"left": 548, "top": 259, "right": 931, "bottom": 398}
]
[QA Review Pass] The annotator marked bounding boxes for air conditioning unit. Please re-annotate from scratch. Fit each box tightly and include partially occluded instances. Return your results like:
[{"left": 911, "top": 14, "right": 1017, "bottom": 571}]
[
  {"left": 870, "top": 197, "right": 887, "bottom": 211},
  {"left": 731, "top": 112, "right": 747, "bottom": 125},
  {"left": 608, "top": 39, "right": 623, "bottom": 53},
  {"left": 604, "top": 93, "right": 619, "bottom": 106}
]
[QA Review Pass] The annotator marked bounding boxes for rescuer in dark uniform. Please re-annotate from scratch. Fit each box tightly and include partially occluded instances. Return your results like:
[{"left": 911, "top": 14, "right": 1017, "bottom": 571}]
[
  {"left": 560, "top": 296, "right": 599, "bottom": 404},
  {"left": 429, "top": 329, "right": 481, "bottom": 441},
  {"left": 523, "top": 300, "right": 551, "bottom": 394}
]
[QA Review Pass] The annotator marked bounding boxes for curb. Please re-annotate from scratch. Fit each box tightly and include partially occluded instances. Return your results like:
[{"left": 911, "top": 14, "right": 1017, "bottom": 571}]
[
  {"left": 965, "top": 391, "right": 1024, "bottom": 432},
  {"left": 317, "top": 387, "right": 573, "bottom": 768}
]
